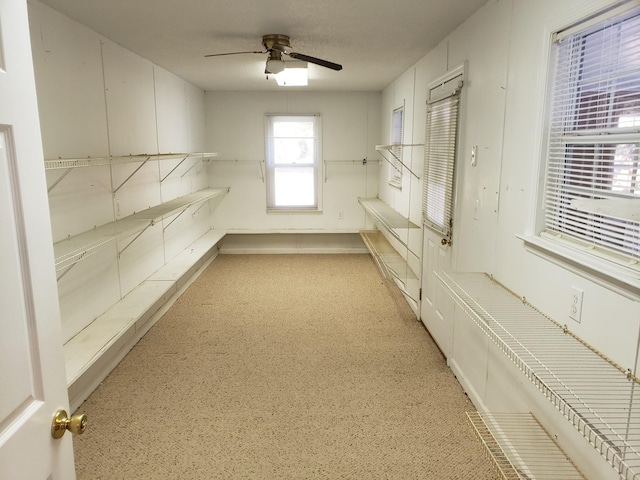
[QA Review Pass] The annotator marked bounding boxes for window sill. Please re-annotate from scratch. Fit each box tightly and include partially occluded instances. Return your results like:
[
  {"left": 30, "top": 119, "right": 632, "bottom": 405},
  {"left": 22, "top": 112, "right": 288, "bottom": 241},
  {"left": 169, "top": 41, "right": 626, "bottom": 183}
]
[
  {"left": 518, "top": 234, "right": 640, "bottom": 300},
  {"left": 266, "top": 208, "right": 322, "bottom": 215}
]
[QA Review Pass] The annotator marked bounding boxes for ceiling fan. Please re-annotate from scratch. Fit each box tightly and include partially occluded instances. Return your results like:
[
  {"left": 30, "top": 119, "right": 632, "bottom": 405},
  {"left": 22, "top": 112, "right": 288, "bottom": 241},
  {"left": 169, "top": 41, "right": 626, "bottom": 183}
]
[{"left": 205, "top": 34, "right": 343, "bottom": 74}]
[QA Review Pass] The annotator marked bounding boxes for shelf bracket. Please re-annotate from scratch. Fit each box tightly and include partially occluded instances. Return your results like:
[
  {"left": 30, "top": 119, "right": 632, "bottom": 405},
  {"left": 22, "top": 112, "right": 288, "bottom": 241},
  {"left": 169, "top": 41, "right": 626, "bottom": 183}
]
[
  {"left": 162, "top": 208, "right": 188, "bottom": 231},
  {"left": 181, "top": 158, "right": 207, "bottom": 179},
  {"left": 113, "top": 157, "right": 150, "bottom": 194},
  {"left": 56, "top": 260, "right": 79, "bottom": 282},
  {"left": 118, "top": 222, "right": 152, "bottom": 257},
  {"left": 47, "top": 168, "right": 73, "bottom": 194},
  {"left": 191, "top": 201, "right": 209, "bottom": 218},
  {"left": 160, "top": 155, "right": 189, "bottom": 182},
  {"left": 376, "top": 149, "right": 420, "bottom": 179}
]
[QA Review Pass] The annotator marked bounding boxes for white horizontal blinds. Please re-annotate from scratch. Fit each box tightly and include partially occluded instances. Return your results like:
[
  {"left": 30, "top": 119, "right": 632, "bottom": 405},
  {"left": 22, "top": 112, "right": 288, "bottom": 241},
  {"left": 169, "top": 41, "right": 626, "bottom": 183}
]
[
  {"left": 390, "top": 106, "right": 404, "bottom": 184},
  {"left": 545, "top": 5, "right": 640, "bottom": 261},
  {"left": 423, "top": 87, "right": 461, "bottom": 238}
]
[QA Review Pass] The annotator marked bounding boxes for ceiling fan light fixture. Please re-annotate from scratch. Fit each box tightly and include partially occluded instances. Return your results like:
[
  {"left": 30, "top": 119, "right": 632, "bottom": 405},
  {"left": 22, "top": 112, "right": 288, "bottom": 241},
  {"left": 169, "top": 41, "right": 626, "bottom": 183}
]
[
  {"left": 266, "top": 51, "right": 286, "bottom": 74},
  {"left": 275, "top": 62, "right": 308, "bottom": 86}
]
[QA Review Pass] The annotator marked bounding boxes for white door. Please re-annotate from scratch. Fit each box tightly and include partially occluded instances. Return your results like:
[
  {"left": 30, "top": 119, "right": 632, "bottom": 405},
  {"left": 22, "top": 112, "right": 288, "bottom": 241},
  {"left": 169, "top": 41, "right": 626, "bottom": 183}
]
[
  {"left": 419, "top": 69, "right": 464, "bottom": 357},
  {"left": 421, "top": 231, "right": 455, "bottom": 356},
  {"left": 0, "top": 0, "right": 76, "bottom": 478}
]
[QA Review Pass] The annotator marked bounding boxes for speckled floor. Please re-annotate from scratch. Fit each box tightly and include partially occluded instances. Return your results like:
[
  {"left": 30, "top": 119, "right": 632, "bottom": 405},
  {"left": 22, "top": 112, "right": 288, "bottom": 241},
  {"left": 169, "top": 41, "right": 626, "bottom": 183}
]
[{"left": 73, "top": 254, "right": 498, "bottom": 479}]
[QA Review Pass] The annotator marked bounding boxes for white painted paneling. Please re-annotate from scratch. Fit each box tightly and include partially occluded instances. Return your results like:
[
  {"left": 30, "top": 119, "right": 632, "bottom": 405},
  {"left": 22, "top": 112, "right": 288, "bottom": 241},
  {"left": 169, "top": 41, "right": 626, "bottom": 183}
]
[
  {"left": 57, "top": 245, "right": 120, "bottom": 343},
  {"left": 154, "top": 66, "right": 188, "bottom": 154},
  {"left": 447, "top": 0, "right": 512, "bottom": 274},
  {"left": 46, "top": 165, "right": 114, "bottom": 242},
  {"left": 186, "top": 83, "right": 206, "bottom": 152},
  {"left": 28, "top": 1, "right": 109, "bottom": 159},
  {"left": 29, "top": 2, "right": 213, "bottom": 365},
  {"left": 102, "top": 39, "right": 158, "bottom": 156},
  {"left": 206, "top": 91, "right": 380, "bottom": 232},
  {"left": 162, "top": 204, "right": 212, "bottom": 262},
  {"left": 111, "top": 160, "right": 162, "bottom": 219},
  {"left": 117, "top": 224, "right": 165, "bottom": 298}
]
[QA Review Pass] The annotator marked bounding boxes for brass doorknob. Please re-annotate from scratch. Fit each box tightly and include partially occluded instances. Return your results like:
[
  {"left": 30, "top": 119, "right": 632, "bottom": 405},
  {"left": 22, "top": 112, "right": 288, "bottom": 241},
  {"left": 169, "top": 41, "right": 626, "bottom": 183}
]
[{"left": 51, "top": 409, "right": 88, "bottom": 439}]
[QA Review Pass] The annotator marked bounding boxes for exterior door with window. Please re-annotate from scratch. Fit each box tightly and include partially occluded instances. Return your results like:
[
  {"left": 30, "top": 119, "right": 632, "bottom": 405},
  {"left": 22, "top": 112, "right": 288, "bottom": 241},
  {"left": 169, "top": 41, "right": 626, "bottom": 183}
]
[
  {"left": 0, "top": 0, "right": 76, "bottom": 477},
  {"left": 420, "top": 69, "right": 464, "bottom": 357}
]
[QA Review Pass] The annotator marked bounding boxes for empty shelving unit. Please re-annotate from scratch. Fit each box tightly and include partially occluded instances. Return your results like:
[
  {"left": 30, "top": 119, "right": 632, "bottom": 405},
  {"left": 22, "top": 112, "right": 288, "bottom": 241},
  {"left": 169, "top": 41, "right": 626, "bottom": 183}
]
[
  {"left": 45, "top": 151, "right": 230, "bottom": 410},
  {"left": 438, "top": 272, "right": 640, "bottom": 480},
  {"left": 358, "top": 197, "right": 420, "bottom": 304}
]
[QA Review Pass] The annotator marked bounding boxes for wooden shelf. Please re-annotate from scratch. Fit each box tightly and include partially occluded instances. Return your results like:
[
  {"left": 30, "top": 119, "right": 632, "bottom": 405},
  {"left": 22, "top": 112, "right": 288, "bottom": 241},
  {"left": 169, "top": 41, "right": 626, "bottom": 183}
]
[{"left": 54, "top": 188, "right": 229, "bottom": 275}]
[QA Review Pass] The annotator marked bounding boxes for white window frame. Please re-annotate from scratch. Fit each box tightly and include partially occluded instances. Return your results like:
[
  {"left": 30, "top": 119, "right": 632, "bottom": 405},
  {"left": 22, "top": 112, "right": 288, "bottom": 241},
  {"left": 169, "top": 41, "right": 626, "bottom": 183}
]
[
  {"left": 388, "top": 106, "right": 404, "bottom": 188},
  {"left": 526, "top": 2, "right": 640, "bottom": 297},
  {"left": 265, "top": 114, "right": 322, "bottom": 212},
  {"left": 423, "top": 66, "right": 464, "bottom": 245}
]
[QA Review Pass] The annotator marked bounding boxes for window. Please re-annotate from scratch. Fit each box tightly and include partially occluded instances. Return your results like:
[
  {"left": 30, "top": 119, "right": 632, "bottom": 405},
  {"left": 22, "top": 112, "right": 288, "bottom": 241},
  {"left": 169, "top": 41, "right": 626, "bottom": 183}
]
[
  {"left": 265, "top": 114, "right": 321, "bottom": 211},
  {"left": 542, "top": 4, "right": 640, "bottom": 265},
  {"left": 389, "top": 107, "right": 404, "bottom": 187},
  {"left": 423, "top": 72, "right": 463, "bottom": 244}
]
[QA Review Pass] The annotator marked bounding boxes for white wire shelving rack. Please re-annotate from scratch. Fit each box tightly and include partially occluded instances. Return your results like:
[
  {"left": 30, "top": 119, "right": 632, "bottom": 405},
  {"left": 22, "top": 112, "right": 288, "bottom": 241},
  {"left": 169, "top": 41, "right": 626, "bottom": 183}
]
[
  {"left": 358, "top": 197, "right": 420, "bottom": 299},
  {"left": 54, "top": 188, "right": 229, "bottom": 280},
  {"left": 45, "top": 152, "right": 219, "bottom": 193},
  {"left": 467, "top": 412, "right": 585, "bottom": 479},
  {"left": 438, "top": 272, "right": 640, "bottom": 480}
]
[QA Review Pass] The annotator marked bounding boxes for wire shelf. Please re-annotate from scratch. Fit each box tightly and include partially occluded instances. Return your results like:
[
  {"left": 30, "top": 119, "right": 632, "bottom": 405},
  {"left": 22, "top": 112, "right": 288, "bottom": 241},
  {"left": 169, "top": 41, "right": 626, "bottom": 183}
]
[
  {"left": 53, "top": 188, "right": 229, "bottom": 274},
  {"left": 358, "top": 197, "right": 419, "bottom": 230},
  {"left": 44, "top": 152, "right": 219, "bottom": 170},
  {"left": 467, "top": 412, "right": 585, "bottom": 479},
  {"left": 438, "top": 272, "right": 640, "bottom": 480}
]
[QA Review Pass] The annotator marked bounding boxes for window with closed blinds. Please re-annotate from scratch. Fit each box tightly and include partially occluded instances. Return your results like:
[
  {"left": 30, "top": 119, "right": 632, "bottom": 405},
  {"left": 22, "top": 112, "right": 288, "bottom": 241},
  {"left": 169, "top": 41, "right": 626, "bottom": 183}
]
[
  {"left": 423, "top": 79, "right": 462, "bottom": 241},
  {"left": 543, "top": 4, "right": 640, "bottom": 263}
]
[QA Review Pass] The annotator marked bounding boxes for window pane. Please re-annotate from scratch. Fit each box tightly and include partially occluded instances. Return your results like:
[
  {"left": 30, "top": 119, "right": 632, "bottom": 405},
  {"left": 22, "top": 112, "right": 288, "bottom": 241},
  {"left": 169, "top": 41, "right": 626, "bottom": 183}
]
[
  {"left": 273, "top": 119, "right": 315, "bottom": 138},
  {"left": 274, "top": 167, "right": 315, "bottom": 206},
  {"left": 273, "top": 138, "right": 314, "bottom": 165},
  {"left": 544, "top": 7, "right": 640, "bottom": 260}
]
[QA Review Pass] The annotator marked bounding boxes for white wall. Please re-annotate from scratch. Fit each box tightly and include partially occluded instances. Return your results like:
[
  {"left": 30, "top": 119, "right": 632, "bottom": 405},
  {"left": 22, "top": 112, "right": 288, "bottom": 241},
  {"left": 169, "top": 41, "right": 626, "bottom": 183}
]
[
  {"left": 28, "top": 1, "right": 213, "bottom": 343},
  {"left": 383, "top": 0, "right": 640, "bottom": 478},
  {"left": 205, "top": 91, "right": 380, "bottom": 233}
]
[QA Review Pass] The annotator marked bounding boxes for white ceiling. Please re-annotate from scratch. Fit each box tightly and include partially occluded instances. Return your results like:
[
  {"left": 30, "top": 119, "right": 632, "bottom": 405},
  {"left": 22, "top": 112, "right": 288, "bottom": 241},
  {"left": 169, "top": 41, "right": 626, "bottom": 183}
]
[{"left": 37, "top": 0, "right": 488, "bottom": 92}]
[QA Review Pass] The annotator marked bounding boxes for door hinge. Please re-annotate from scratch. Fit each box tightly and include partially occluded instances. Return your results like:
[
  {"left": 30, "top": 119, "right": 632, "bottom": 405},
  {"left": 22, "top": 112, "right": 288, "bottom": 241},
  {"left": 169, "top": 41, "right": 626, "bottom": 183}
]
[{"left": 419, "top": 288, "right": 422, "bottom": 301}]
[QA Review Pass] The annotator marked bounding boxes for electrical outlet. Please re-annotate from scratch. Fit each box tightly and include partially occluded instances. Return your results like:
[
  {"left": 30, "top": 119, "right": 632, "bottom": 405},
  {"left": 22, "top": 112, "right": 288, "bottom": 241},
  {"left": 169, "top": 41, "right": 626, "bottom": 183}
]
[
  {"left": 338, "top": 211, "right": 344, "bottom": 220},
  {"left": 569, "top": 286, "right": 584, "bottom": 323}
]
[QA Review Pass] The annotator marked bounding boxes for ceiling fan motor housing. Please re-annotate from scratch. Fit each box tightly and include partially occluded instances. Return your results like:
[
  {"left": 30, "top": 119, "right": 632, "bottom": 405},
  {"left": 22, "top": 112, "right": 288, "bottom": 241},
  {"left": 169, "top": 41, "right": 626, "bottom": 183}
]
[{"left": 262, "top": 34, "right": 291, "bottom": 52}]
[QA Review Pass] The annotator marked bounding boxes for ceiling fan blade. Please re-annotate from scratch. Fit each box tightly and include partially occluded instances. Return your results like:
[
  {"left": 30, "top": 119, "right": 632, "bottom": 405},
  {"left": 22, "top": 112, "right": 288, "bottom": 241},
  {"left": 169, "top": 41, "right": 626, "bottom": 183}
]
[
  {"left": 204, "top": 51, "right": 264, "bottom": 58},
  {"left": 288, "top": 52, "right": 342, "bottom": 71}
]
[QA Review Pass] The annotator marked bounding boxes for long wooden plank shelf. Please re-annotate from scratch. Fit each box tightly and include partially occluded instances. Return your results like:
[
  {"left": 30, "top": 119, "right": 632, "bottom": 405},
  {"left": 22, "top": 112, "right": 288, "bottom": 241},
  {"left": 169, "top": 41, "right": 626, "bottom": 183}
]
[
  {"left": 54, "top": 188, "right": 229, "bottom": 275},
  {"left": 438, "top": 272, "right": 640, "bottom": 480}
]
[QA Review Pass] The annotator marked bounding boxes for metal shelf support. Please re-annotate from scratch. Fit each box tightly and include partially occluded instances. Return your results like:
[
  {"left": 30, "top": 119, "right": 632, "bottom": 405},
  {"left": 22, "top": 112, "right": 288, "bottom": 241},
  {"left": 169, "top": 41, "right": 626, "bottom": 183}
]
[
  {"left": 160, "top": 155, "right": 189, "bottom": 182},
  {"left": 113, "top": 157, "right": 150, "bottom": 194},
  {"left": 375, "top": 144, "right": 423, "bottom": 179}
]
